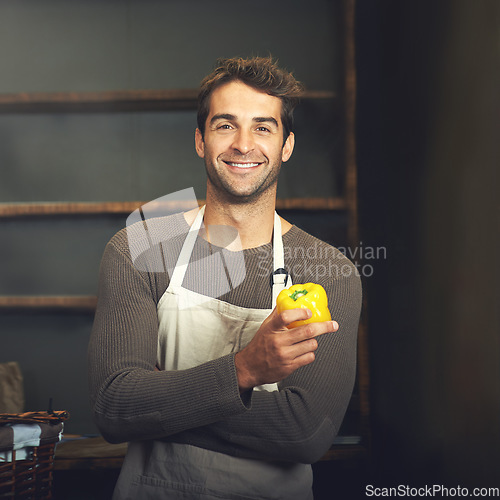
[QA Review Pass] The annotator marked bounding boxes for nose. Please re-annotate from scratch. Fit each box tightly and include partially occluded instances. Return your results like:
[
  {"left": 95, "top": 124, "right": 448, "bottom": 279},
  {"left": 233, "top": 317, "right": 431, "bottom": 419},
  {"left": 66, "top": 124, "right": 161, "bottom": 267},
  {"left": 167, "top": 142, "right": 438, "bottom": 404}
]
[{"left": 231, "top": 128, "right": 255, "bottom": 155}]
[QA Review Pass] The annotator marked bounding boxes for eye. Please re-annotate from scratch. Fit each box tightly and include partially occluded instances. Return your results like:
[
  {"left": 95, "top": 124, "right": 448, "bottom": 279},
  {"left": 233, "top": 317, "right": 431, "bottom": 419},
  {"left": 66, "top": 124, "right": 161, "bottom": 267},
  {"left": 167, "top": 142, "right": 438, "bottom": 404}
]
[
  {"left": 217, "top": 123, "right": 233, "bottom": 130},
  {"left": 256, "top": 126, "right": 271, "bottom": 133}
]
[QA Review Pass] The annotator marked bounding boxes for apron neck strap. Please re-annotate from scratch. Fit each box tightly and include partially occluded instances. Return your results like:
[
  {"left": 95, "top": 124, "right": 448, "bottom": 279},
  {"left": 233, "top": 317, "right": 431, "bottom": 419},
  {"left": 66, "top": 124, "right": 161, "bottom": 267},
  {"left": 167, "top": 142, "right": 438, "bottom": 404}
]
[
  {"left": 271, "top": 212, "right": 291, "bottom": 304},
  {"left": 169, "top": 205, "right": 205, "bottom": 287},
  {"left": 170, "top": 206, "right": 291, "bottom": 304}
]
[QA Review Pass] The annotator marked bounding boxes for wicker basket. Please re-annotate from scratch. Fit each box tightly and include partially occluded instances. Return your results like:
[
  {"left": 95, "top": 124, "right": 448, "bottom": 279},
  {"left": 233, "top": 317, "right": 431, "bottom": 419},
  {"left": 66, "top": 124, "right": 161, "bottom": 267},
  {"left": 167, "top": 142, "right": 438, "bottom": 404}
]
[{"left": 0, "top": 411, "right": 69, "bottom": 499}]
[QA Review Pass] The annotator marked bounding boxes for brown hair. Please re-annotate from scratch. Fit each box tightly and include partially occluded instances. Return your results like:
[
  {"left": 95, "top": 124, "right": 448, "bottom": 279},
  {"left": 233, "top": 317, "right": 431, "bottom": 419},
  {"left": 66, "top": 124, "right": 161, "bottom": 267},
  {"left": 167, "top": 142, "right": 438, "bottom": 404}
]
[{"left": 197, "top": 56, "right": 304, "bottom": 139}]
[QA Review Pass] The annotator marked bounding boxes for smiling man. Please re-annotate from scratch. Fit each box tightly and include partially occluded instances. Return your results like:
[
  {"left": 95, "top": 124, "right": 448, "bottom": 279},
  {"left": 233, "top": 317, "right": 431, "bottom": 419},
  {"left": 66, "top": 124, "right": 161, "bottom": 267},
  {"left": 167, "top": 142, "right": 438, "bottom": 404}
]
[
  {"left": 88, "top": 57, "right": 362, "bottom": 500},
  {"left": 196, "top": 80, "right": 294, "bottom": 206}
]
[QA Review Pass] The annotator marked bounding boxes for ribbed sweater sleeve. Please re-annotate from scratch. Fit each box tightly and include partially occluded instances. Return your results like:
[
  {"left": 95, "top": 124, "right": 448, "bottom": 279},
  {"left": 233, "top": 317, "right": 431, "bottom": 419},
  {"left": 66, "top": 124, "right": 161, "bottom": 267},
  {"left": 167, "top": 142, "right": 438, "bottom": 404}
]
[{"left": 88, "top": 227, "right": 251, "bottom": 444}]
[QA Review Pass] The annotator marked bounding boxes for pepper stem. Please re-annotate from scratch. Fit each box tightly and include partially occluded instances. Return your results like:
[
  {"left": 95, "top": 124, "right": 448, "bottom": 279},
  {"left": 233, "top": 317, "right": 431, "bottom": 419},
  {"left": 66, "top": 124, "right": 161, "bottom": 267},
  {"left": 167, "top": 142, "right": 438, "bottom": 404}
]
[{"left": 290, "top": 289, "right": 308, "bottom": 301}]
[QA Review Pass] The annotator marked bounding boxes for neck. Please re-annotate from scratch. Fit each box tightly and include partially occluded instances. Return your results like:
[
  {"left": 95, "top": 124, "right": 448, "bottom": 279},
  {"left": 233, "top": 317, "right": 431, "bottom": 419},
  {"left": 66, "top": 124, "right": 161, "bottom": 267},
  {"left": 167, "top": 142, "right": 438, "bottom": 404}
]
[{"left": 202, "top": 183, "right": 291, "bottom": 249}]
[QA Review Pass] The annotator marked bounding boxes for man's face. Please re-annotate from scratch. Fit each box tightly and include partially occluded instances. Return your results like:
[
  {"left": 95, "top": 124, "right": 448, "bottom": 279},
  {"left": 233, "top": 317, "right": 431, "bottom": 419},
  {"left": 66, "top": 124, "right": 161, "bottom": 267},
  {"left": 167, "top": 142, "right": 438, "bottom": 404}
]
[{"left": 195, "top": 81, "right": 294, "bottom": 203}]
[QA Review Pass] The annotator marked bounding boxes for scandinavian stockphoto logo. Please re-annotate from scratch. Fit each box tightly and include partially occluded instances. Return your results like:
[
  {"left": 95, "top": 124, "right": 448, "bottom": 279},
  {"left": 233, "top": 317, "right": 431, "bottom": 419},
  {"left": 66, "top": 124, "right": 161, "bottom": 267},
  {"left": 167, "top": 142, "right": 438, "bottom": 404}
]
[
  {"left": 126, "top": 188, "right": 246, "bottom": 309},
  {"left": 255, "top": 239, "right": 386, "bottom": 280}
]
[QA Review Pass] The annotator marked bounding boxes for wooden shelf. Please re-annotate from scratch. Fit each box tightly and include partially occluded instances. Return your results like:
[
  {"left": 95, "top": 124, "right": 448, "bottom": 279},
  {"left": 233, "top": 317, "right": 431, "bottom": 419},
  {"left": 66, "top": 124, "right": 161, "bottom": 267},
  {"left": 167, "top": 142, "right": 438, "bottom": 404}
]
[
  {"left": 0, "top": 197, "right": 347, "bottom": 313},
  {"left": 320, "top": 444, "right": 368, "bottom": 461},
  {"left": 0, "top": 295, "right": 97, "bottom": 311},
  {"left": 0, "top": 198, "right": 347, "bottom": 218},
  {"left": 53, "top": 446, "right": 367, "bottom": 471},
  {"left": 52, "top": 435, "right": 366, "bottom": 471},
  {"left": 0, "top": 89, "right": 336, "bottom": 114},
  {"left": 53, "top": 445, "right": 368, "bottom": 471},
  {"left": 54, "top": 436, "right": 127, "bottom": 471}
]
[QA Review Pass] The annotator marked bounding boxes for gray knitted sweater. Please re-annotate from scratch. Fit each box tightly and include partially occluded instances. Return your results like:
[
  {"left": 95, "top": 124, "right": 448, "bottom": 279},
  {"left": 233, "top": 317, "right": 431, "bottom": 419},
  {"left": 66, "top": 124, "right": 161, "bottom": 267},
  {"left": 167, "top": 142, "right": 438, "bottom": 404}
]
[{"left": 88, "top": 212, "right": 362, "bottom": 464}]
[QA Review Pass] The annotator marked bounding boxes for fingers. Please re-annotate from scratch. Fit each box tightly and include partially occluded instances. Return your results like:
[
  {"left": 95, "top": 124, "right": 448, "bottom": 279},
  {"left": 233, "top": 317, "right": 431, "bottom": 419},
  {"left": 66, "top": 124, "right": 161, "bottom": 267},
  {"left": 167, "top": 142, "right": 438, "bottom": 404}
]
[
  {"left": 283, "top": 307, "right": 312, "bottom": 326},
  {"left": 274, "top": 311, "right": 339, "bottom": 367},
  {"left": 276, "top": 307, "right": 337, "bottom": 331},
  {"left": 271, "top": 307, "right": 339, "bottom": 342},
  {"left": 283, "top": 321, "right": 338, "bottom": 369},
  {"left": 238, "top": 310, "right": 339, "bottom": 388},
  {"left": 273, "top": 307, "right": 312, "bottom": 329},
  {"left": 287, "top": 337, "right": 319, "bottom": 360},
  {"left": 289, "top": 320, "right": 339, "bottom": 343},
  {"left": 292, "top": 350, "right": 316, "bottom": 369}
]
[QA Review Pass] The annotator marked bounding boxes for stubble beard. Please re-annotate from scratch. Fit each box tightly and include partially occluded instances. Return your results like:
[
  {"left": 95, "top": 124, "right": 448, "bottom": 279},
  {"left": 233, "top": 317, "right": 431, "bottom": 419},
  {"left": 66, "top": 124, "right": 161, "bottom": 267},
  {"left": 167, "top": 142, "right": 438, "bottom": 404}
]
[{"left": 204, "top": 157, "right": 282, "bottom": 204}]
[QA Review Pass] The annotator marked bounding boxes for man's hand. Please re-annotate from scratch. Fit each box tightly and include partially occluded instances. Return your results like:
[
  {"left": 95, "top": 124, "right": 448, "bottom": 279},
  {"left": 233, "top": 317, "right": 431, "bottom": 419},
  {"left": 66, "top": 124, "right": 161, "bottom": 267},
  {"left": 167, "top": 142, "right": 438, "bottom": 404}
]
[{"left": 234, "top": 308, "right": 339, "bottom": 392}]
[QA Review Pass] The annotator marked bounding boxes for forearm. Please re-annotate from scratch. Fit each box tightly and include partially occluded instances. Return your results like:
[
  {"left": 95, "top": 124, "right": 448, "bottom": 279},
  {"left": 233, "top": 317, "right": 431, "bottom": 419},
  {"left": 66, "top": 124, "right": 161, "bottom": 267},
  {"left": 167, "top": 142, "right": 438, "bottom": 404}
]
[
  {"left": 168, "top": 331, "right": 357, "bottom": 463},
  {"left": 168, "top": 391, "right": 341, "bottom": 464},
  {"left": 88, "top": 239, "right": 250, "bottom": 443},
  {"left": 90, "top": 353, "right": 249, "bottom": 443}
]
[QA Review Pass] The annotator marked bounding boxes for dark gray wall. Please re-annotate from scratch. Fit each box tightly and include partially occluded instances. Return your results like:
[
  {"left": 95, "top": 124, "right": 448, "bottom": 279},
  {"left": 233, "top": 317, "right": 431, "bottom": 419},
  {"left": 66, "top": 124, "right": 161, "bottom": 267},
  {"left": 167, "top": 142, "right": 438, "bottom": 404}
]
[
  {"left": 0, "top": 0, "right": 342, "bottom": 203},
  {"left": 0, "top": 0, "right": 343, "bottom": 436}
]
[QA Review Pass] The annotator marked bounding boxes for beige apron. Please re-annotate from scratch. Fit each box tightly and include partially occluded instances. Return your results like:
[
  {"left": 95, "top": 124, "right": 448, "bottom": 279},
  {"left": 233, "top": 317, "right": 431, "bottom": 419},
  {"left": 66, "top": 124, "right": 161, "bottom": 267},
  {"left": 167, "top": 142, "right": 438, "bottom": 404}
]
[{"left": 113, "top": 206, "right": 313, "bottom": 500}]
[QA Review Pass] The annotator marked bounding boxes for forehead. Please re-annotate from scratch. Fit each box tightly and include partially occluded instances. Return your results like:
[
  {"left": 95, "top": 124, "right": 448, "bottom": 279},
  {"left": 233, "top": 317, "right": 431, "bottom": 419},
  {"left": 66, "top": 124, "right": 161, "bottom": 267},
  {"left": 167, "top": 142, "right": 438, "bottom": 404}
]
[{"left": 207, "top": 81, "right": 283, "bottom": 124}]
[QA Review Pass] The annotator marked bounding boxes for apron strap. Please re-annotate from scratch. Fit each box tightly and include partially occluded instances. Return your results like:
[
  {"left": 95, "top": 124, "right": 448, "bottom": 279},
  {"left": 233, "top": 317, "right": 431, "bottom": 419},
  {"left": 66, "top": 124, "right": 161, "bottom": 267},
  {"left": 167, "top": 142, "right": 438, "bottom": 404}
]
[
  {"left": 169, "top": 205, "right": 206, "bottom": 287},
  {"left": 170, "top": 206, "right": 290, "bottom": 303},
  {"left": 271, "top": 212, "right": 292, "bottom": 305}
]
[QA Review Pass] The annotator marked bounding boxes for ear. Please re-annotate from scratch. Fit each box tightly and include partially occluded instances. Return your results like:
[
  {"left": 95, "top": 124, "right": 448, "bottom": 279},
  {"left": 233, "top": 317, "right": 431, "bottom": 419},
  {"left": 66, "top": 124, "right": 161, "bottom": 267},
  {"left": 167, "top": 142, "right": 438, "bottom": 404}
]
[
  {"left": 195, "top": 128, "right": 205, "bottom": 159},
  {"left": 281, "top": 132, "right": 295, "bottom": 163}
]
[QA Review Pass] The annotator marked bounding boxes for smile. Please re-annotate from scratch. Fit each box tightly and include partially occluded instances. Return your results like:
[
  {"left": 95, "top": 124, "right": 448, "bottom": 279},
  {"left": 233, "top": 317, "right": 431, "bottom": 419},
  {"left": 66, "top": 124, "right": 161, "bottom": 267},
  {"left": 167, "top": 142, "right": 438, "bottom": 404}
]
[{"left": 224, "top": 161, "right": 261, "bottom": 169}]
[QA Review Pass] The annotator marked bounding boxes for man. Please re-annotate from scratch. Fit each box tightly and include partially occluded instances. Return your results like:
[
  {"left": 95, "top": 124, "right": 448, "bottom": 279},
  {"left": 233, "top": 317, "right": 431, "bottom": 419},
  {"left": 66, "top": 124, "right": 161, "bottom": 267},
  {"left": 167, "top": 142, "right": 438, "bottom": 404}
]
[{"left": 88, "top": 56, "right": 362, "bottom": 499}]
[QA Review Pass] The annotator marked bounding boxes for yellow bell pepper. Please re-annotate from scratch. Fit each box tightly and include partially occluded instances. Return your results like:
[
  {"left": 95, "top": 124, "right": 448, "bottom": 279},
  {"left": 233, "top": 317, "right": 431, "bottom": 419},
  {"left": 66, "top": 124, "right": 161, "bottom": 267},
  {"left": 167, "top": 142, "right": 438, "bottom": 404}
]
[{"left": 276, "top": 283, "right": 332, "bottom": 329}]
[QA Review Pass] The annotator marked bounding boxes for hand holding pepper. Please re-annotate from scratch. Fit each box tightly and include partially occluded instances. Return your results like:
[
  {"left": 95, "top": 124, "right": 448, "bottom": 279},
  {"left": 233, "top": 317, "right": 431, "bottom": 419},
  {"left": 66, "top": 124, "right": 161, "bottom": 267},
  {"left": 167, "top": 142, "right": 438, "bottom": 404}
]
[{"left": 234, "top": 284, "right": 337, "bottom": 392}]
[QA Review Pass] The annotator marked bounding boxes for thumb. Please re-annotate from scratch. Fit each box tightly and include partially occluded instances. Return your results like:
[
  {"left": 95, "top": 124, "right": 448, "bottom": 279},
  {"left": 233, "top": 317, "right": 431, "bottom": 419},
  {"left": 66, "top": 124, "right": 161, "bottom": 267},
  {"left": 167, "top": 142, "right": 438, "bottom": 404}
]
[{"left": 266, "top": 307, "right": 287, "bottom": 331}]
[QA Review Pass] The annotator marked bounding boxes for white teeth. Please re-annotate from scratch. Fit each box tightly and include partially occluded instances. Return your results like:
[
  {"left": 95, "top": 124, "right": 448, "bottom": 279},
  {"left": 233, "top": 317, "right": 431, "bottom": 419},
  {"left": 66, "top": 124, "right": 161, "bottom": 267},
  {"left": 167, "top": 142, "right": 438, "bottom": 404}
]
[{"left": 228, "top": 162, "right": 259, "bottom": 168}]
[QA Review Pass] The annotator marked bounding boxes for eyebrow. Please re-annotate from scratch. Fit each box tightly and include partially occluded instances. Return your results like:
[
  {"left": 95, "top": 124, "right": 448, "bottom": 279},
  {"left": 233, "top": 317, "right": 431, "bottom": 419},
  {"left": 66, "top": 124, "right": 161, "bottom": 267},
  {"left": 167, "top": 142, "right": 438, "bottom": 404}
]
[
  {"left": 210, "top": 113, "right": 236, "bottom": 125},
  {"left": 210, "top": 113, "right": 279, "bottom": 128},
  {"left": 254, "top": 116, "right": 279, "bottom": 128}
]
